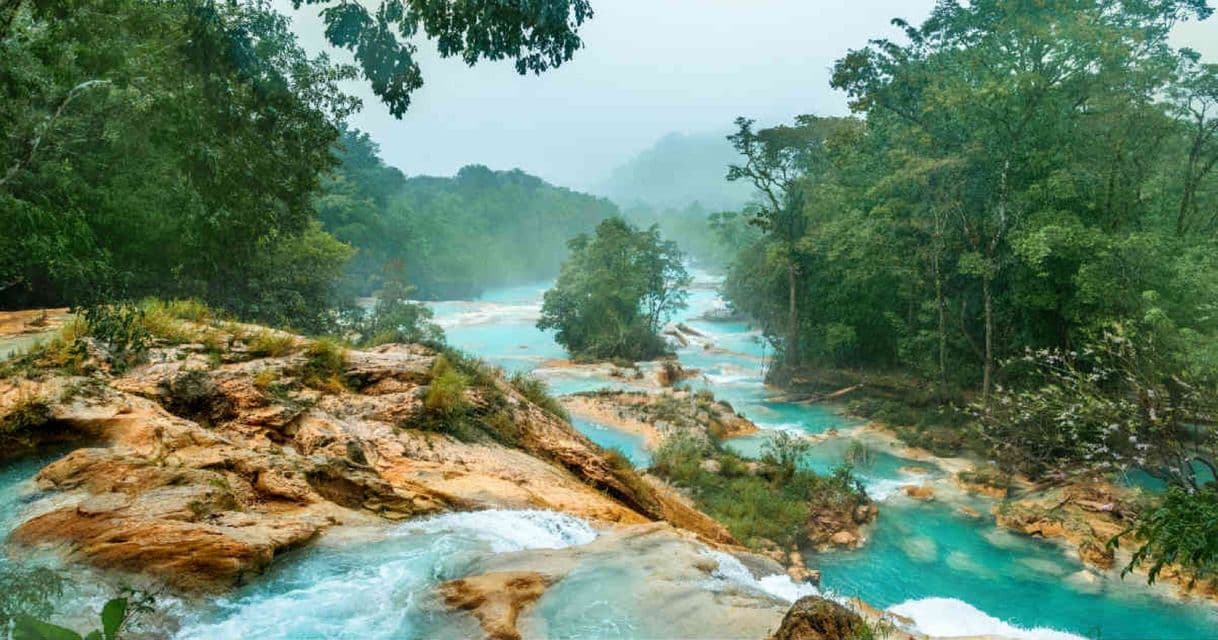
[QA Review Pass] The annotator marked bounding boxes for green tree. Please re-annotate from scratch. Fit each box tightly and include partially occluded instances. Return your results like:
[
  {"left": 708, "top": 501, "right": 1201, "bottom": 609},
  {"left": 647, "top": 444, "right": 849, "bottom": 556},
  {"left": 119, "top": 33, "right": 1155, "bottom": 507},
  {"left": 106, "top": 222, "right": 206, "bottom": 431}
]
[
  {"left": 727, "top": 116, "right": 852, "bottom": 369},
  {"left": 538, "top": 217, "right": 690, "bottom": 361},
  {"left": 291, "top": 0, "right": 593, "bottom": 117},
  {"left": 831, "top": 0, "right": 1210, "bottom": 397}
]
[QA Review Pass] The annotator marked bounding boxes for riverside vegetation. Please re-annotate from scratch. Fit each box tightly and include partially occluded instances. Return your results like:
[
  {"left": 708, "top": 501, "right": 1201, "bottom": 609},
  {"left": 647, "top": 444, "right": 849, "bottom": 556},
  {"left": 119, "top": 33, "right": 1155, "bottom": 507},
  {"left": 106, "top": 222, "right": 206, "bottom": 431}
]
[
  {"left": 709, "top": 0, "right": 1218, "bottom": 590},
  {"left": 4, "top": 0, "right": 1218, "bottom": 636},
  {"left": 537, "top": 217, "right": 691, "bottom": 362}
]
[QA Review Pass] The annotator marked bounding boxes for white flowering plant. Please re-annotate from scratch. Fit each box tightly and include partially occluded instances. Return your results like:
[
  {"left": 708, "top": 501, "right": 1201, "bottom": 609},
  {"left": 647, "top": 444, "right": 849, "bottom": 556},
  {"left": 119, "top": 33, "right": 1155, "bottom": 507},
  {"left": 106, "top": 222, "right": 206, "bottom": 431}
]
[{"left": 973, "top": 324, "right": 1215, "bottom": 484}]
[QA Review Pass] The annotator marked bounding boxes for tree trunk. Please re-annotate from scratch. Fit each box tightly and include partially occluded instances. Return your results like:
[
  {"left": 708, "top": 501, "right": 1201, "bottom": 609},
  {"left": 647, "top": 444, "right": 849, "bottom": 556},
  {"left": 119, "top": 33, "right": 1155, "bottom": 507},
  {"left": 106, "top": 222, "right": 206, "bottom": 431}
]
[
  {"left": 934, "top": 252, "right": 947, "bottom": 385},
  {"left": 786, "top": 262, "right": 799, "bottom": 369},
  {"left": 982, "top": 275, "right": 994, "bottom": 400}
]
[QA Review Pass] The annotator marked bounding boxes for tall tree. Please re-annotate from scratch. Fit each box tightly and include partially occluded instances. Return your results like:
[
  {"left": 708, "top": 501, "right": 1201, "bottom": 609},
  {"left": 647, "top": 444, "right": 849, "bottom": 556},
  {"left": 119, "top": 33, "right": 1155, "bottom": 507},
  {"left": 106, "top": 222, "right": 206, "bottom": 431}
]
[
  {"left": 831, "top": 0, "right": 1211, "bottom": 397},
  {"left": 1171, "top": 55, "right": 1218, "bottom": 237},
  {"left": 727, "top": 115, "right": 851, "bottom": 369}
]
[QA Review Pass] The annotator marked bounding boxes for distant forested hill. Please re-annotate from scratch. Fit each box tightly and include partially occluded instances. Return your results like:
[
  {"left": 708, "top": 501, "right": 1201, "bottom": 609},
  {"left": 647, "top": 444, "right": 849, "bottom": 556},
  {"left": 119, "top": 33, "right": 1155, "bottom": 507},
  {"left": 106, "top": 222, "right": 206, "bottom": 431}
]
[
  {"left": 318, "top": 130, "right": 619, "bottom": 300},
  {"left": 596, "top": 132, "right": 753, "bottom": 211}
]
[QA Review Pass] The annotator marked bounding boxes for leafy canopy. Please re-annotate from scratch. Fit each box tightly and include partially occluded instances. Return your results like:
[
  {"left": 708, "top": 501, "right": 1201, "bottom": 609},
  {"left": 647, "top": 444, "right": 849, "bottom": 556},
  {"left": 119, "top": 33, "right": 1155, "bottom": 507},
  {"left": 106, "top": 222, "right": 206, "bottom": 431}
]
[
  {"left": 538, "top": 217, "right": 690, "bottom": 361},
  {"left": 294, "top": 0, "right": 593, "bottom": 116}
]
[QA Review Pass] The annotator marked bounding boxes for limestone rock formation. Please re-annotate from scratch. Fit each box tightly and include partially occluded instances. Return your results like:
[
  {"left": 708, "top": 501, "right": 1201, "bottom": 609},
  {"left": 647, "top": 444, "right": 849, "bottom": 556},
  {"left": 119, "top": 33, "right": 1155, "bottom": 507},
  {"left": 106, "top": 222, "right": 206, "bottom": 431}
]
[
  {"left": 0, "top": 319, "right": 738, "bottom": 592},
  {"left": 439, "top": 571, "right": 552, "bottom": 640}
]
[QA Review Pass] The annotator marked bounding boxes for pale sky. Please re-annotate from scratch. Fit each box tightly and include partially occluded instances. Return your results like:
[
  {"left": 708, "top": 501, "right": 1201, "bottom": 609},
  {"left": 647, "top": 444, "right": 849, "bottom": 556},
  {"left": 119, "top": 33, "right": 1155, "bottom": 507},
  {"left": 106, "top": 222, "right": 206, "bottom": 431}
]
[{"left": 276, "top": 1, "right": 1218, "bottom": 192}]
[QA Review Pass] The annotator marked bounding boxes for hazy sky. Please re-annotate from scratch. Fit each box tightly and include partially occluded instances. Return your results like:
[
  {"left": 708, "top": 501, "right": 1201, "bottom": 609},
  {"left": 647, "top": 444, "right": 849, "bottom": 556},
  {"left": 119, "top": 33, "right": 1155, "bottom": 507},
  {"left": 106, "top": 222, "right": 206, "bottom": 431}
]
[{"left": 277, "top": 1, "right": 1218, "bottom": 191}]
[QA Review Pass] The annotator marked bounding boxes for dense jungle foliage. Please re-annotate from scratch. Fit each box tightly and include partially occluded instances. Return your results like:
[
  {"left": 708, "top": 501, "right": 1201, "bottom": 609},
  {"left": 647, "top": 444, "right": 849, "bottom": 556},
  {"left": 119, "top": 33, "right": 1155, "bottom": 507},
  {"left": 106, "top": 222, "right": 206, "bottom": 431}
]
[
  {"left": 710, "top": 0, "right": 1218, "bottom": 582},
  {"left": 319, "top": 131, "right": 619, "bottom": 300},
  {"left": 0, "top": 0, "right": 602, "bottom": 328},
  {"left": 538, "top": 217, "right": 690, "bottom": 361}
]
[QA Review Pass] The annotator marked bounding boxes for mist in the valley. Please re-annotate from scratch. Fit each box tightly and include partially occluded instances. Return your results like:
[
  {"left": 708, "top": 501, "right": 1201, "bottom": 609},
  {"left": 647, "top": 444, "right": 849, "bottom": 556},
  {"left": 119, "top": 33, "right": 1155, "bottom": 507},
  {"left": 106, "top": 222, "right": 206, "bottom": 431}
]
[{"left": 277, "top": 0, "right": 1218, "bottom": 204}]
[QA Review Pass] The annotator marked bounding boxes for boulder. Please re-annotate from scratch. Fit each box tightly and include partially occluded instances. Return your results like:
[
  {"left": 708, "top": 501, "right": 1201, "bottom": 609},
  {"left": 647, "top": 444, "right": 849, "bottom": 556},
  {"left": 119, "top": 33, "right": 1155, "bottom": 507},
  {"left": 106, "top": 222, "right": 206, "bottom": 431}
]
[
  {"left": 956, "top": 506, "right": 981, "bottom": 519},
  {"left": 786, "top": 565, "right": 822, "bottom": 586},
  {"left": 769, "top": 596, "right": 866, "bottom": 640},
  {"left": 829, "top": 530, "right": 858, "bottom": 547}
]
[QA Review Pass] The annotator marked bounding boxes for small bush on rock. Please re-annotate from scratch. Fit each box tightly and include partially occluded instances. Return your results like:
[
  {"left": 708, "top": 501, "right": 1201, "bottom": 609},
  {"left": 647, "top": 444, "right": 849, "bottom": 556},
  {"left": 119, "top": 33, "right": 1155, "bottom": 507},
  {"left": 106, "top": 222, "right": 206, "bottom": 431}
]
[{"left": 302, "top": 338, "right": 348, "bottom": 392}]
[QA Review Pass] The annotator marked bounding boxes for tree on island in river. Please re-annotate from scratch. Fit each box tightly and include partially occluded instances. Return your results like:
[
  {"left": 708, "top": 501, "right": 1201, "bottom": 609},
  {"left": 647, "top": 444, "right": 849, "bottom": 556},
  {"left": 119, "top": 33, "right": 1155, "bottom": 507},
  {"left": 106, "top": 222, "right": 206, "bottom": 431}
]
[{"left": 538, "top": 217, "right": 691, "bottom": 362}]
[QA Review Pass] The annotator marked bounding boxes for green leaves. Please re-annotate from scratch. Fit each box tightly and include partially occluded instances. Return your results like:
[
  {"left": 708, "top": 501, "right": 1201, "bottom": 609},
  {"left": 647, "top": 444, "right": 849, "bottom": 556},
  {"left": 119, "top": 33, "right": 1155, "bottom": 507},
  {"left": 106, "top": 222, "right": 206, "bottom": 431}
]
[
  {"left": 538, "top": 217, "right": 690, "bottom": 362},
  {"left": 1114, "top": 486, "right": 1218, "bottom": 587},
  {"left": 12, "top": 615, "right": 84, "bottom": 640},
  {"left": 99, "top": 597, "right": 127, "bottom": 640},
  {"left": 11, "top": 596, "right": 129, "bottom": 640},
  {"left": 298, "top": 0, "right": 594, "bottom": 117}
]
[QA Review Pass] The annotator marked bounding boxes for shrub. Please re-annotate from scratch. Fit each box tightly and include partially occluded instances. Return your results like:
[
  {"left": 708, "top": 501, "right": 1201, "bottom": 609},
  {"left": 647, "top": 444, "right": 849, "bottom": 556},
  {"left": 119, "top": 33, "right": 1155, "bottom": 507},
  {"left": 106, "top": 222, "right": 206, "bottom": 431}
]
[
  {"left": 0, "top": 394, "right": 53, "bottom": 448},
  {"left": 138, "top": 299, "right": 200, "bottom": 344},
  {"left": 248, "top": 330, "right": 298, "bottom": 358},
  {"left": 508, "top": 371, "right": 568, "bottom": 420},
  {"left": 482, "top": 408, "right": 524, "bottom": 446},
  {"left": 253, "top": 368, "right": 278, "bottom": 391},
  {"left": 973, "top": 327, "right": 1214, "bottom": 482},
  {"left": 356, "top": 275, "right": 444, "bottom": 348},
  {"left": 161, "top": 298, "right": 213, "bottom": 323},
  {"left": 424, "top": 355, "right": 470, "bottom": 419},
  {"left": 761, "top": 431, "right": 812, "bottom": 483},
  {"left": 302, "top": 338, "right": 347, "bottom": 392},
  {"left": 1113, "top": 485, "right": 1218, "bottom": 587},
  {"left": 844, "top": 440, "right": 874, "bottom": 468},
  {"left": 76, "top": 303, "right": 151, "bottom": 373},
  {"left": 652, "top": 432, "right": 870, "bottom": 550}
]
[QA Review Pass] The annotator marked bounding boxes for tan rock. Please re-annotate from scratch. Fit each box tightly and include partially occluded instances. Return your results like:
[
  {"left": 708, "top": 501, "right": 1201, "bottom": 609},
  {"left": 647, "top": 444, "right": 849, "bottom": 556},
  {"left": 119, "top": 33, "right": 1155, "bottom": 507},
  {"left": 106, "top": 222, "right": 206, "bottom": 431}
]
[
  {"left": 956, "top": 506, "right": 981, "bottom": 519},
  {"left": 786, "top": 565, "right": 821, "bottom": 586},
  {"left": 439, "top": 572, "right": 551, "bottom": 640},
  {"left": 830, "top": 530, "right": 858, "bottom": 547},
  {"left": 902, "top": 484, "right": 935, "bottom": 501},
  {"left": 1078, "top": 537, "right": 1115, "bottom": 570},
  {"left": 2, "top": 327, "right": 742, "bottom": 593}
]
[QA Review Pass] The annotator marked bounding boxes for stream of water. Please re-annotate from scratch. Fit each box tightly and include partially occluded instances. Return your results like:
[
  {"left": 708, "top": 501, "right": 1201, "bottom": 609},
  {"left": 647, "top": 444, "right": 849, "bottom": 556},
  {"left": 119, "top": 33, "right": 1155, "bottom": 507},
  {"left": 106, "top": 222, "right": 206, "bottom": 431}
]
[
  {"left": 430, "top": 271, "right": 1218, "bottom": 639},
  {"left": 2, "top": 272, "right": 1217, "bottom": 638}
]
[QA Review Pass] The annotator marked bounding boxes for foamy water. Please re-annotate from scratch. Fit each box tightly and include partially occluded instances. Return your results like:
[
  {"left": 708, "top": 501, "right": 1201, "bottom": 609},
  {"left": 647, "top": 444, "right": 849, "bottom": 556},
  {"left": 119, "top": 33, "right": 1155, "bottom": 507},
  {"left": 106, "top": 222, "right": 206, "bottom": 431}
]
[
  {"left": 173, "top": 510, "right": 600, "bottom": 639},
  {"left": 890, "top": 597, "right": 1087, "bottom": 640},
  {"left": 398, "top": 509, "right": 599, "bottom": 552},
  {"left": 703, "top": 550, "right": 820, "bottom": 603},
  {"left": 431, "top": 301, "right": 542, "bottom": 328}
]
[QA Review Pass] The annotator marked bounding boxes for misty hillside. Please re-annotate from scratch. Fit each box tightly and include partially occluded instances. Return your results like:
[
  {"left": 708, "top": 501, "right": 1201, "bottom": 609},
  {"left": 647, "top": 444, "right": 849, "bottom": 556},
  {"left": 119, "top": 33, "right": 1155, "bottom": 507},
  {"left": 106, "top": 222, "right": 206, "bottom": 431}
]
[{"left": 595, "top": 132, "right": 754, "bottom": 211}]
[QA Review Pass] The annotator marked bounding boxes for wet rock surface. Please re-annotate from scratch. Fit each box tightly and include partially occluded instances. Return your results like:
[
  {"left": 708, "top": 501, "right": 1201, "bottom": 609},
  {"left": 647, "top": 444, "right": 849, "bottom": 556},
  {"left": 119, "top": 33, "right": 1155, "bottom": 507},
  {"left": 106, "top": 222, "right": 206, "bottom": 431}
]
[{"left": 0, "top": 323, "right": 738, "bottom": 593}]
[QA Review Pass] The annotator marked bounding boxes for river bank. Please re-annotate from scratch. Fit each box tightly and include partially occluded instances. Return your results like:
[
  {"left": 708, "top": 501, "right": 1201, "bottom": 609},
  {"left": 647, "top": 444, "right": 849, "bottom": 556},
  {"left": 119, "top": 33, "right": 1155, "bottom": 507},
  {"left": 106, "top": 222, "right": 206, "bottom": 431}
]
[
  {"left": 433, "top": 272, "right": 1218, "bottom": 639},
  {"left": 0, "top": 308, "right": 850, "bottom": 639}
]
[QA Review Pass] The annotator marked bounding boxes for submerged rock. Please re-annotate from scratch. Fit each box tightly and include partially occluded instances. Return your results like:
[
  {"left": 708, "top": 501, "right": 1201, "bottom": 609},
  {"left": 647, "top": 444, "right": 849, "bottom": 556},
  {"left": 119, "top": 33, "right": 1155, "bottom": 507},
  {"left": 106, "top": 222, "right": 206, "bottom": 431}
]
[
  {"left": 901, "top": 484, "right": 936, "bottom": 501},
  {"left": 439, "top": 571, "right": 552, "bottom": 640},
  {"left": 454, "top": 523, "right": 800, "bottom": 640}
]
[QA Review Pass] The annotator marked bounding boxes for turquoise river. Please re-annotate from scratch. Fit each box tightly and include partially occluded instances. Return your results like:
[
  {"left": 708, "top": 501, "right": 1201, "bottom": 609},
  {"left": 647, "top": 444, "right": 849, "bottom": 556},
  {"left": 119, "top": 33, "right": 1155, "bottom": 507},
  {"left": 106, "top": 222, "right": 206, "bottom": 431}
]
[{"left": 1, "top": 270, "right": 1216, "bottom": 638}]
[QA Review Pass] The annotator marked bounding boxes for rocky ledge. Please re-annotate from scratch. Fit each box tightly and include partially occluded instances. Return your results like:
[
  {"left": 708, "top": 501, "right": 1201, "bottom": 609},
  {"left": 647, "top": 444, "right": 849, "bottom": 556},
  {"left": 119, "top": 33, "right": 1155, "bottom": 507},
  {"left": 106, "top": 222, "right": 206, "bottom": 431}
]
[
  {"left": 993, "top": 479, "right": 1218, "bottom": 601},
  {"left": 0, "top": 316, "right": 735, "bottom": 595},
  {"left": 561, "top": 388, "right": 759, "bottom": 449}
]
